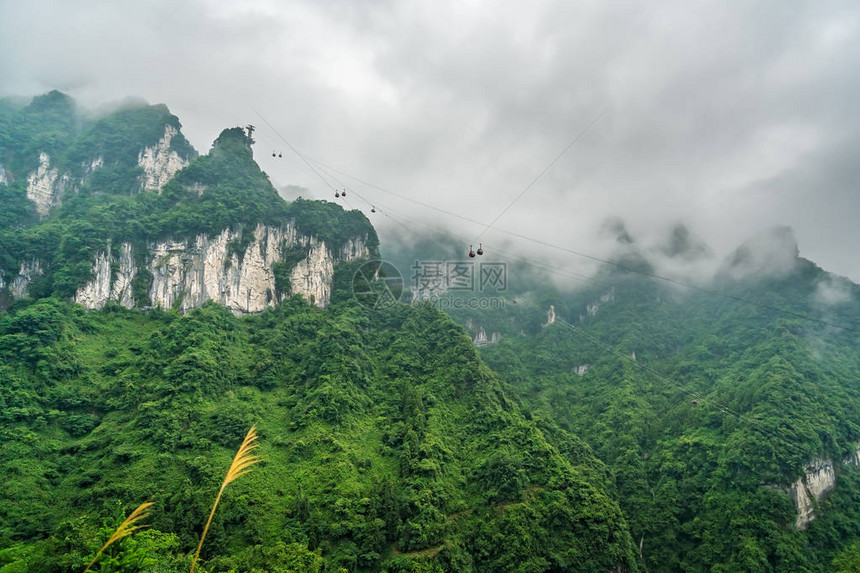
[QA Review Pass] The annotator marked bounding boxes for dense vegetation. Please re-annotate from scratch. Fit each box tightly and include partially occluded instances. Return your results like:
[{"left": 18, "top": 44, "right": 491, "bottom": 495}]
[
  {"left": 0, "top": 93, "right": 378, "bottom": 305},
  {"left": 460, "top": 256, "right": 860, "bottom": 571},
  {"left": 0, "top": 296, "right": 638, "bottom": 572},
  {"left": 5, "top": 90, "right": 860, "bottom": 571}
]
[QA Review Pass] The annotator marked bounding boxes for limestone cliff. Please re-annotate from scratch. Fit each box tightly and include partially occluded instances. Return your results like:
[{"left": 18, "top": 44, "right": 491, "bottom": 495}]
[
  {"left": 843, "top": 443, "right": 860, "bottom": 467},
  {"left": 26, "top": 152, "right": 68, "bottom": 217},
  {"left": 72, "top": 223, "right": 369, "bottom": 313},
  {"left": 790, "top": 458, "right": 836, "bottom": 530},
  {"left": 0, "top": 261, "right": 44, "bottom": 300},
  {"left": 473, "top": 327, "right": 501, "bottom": 347},
  {"left": 138, "top": 125, "right": 189, "bottom": 192}
]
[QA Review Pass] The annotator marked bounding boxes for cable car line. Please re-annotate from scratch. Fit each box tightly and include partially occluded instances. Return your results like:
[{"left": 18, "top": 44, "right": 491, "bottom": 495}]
[
  {"left": 378, "top": 198, "right": 821, "bottom": 462},
  {"left": 252, "top": 108, "right": 340, "bottom": 196},
  {"left": 474, "top": 105, "right": 608, "bottom": 243},
  {"left": 252, "top": 113, "right": 858, "bottom": 333}
]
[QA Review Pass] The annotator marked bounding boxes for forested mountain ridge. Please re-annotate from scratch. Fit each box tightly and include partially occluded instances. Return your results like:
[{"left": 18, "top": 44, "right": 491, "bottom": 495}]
[
  {"left": 5, "top": 90, "right": 860, "bottom": 571},
  {"left": 0, "top": 93, "right": 638, "bottom": 572},
  {"left": 448, "top": 228, "right": 860, "bottom": 571},
  {"left": 0, "top": 93, "right": 378, "bottom": 312},
  {"left": 0, "top": 298, "right": 640, "bottom": 572}
]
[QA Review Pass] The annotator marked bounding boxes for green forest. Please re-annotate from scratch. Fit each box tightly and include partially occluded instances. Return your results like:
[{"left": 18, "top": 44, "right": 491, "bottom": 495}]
[{"left": 3, "top": 92, "right": 860, "bottom": 572}]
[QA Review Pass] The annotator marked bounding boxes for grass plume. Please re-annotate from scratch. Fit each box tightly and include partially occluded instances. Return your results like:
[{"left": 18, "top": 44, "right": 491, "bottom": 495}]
[
  {"left": 83, "top": 501, "right": 153, "bottom": 573},
  {"left": 190, "top": 424, "right": 260, "bottom": 573}
]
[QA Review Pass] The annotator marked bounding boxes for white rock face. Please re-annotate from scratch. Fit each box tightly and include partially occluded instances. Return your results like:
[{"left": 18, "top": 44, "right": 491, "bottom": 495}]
[
  {"left": 600, "top": 286, "right": 616, "bottom": 303},
  {"left": 473, "top": 327, "right": 500, "bottom": 347},
  {"left": 138, "top": 125, "right": 188, "bottom": 192},
  {"left": 75, "top": 243, "right": 137, "bottom": 309},
  {"left": 27, "top": 152, "right": 67, "bottom": 217},
  {"left": 288, "top": 242, "right": 333, "bottom": 308},
  {"left": 843, "top": 443, "right": 860, "bottom": 467},
  {"left": 340, "top": 237, "right": 369, "bottom": 261},
  {"left": 545, "top": 304, "right": 557, "bottom": 326},
  {"left": 0, "top": 161, "right": 8, "bottom": 185},
  {"left": 74, "top": 225, "right": 370, "bottom": 313},
  {"left": 791, "top": 458, "right": 836, "bottom": 530},
  {"left": 84, "top": 156, "right": 103, "bottom": 179},
  {"left": 586, "top": 287, "right": 616, "bottom": 317},
  {"left": 7, "top": 261, "right": 44, "bottom": 299}
]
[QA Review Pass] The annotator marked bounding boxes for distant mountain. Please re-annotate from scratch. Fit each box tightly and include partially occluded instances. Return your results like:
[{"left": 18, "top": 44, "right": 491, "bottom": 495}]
[{"left": 443, "top": 231, "right": 860, "bottom": 570}]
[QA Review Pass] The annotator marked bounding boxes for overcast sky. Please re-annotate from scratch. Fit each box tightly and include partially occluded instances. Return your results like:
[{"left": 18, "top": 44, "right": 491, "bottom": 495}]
[{"left": 2, "top": 0, "right": 859, "bottom": 282}]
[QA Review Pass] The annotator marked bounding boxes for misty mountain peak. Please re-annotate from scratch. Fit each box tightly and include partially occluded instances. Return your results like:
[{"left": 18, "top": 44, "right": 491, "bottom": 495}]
[
  {"left": 659, "top": 223, "right": 714, "bottom": 261},
  {"left": 600, "top": 217, "right": 635, "bottom": 245},
  {"left": 722, "top": 225, "right": 800, "bottom": 280},
  {"left": 24, "top": 90, "right": 76, "bottom": 114}
]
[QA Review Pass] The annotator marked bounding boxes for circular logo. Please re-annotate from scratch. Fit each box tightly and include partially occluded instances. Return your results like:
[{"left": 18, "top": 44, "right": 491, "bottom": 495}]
[{"left": 352, "top": 260, "right": 404, "bottom": 310}]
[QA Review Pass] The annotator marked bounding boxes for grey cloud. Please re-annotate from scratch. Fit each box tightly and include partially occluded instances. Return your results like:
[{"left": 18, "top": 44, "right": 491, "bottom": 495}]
[{"left": 1, "top": 0, "right": 859, "bottom": 282}]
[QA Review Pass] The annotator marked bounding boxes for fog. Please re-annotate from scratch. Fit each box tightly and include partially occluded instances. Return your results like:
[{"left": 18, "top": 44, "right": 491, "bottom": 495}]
[{"left": 2, "top": 0, "right": 859, "bottom": 282}]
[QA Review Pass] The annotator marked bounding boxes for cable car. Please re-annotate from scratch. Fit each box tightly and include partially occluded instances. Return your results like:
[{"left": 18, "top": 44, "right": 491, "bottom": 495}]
[
  {"left": 691, "top": 399, "right": 699, "bottom": 406},
  {"left": 278, "top": 152, "right": 282, "bottom": 158},
  {"left": 272, "top": 151, "right": 276, "bottom": 157},
  {"left": 468, "top": 245, "right": 476, "bottom": 258},
  {"left": 341, "top": 189, "right": 347, "bottom": 197},
  {"left": 335, "top": 191, "right": 340, "bottom": 198},
  {"left": 476, "top": 244, "right": 484, "bottom": 256},
  {"left": 371, "top": 206, "right": 376, "bottom": 213}
]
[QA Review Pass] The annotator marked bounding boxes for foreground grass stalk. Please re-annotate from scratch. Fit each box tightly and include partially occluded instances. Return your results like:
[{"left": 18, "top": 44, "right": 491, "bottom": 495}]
[
  {"left": 83, "top": 501, "right": 154, "bottom": 573},
  {"left": 190, "top": 425, "right": 260, "bottom": 573}
]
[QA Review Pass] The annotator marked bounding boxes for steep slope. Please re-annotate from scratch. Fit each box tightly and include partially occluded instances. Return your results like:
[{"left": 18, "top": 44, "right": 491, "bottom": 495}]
[
  {"left": 0, "top": 297, "right": 639, "bottom": 572},
  {"left": 475, "top": 245, "right": 860, "bottom": 570},
  {"left": 0, "top": 92, "right": 638, "bottom": 572},
  {"left": 0, "top": 94, "right": 377, "bottom": 312}
]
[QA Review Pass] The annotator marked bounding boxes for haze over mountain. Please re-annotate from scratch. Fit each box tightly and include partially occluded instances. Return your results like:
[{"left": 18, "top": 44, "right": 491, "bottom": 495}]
[
  {"left": 2, "top": 0, "right": 859, "bottom": 282},
  {"left": 3, "top": 91, "right": 860, "bottom": 571}
]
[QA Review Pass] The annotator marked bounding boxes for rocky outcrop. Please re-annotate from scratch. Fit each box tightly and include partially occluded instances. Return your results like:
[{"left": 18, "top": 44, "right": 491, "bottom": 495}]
[
  {"left": 74, "top": 224, "right": 369, "bottom": 313},
  {"left": 584, "top": 287, "right": 616, "bottom": 318},
  {"left": 473, "top": 327, "right": 501, "bottom": 347},
  {"left": 0, "top": 161, "right": 8, "bottom": 185},
  {"left": 27, "top": 152, "right": 68, "bottom": 217},
  {"left": 287, "top": 242, "right": 334, "bottom": 308},
  {"left": 574, "top": 364, "right": 590, "bottom": 376},
  {"left": 83, "top": 156, "right": 103, "bottom": 181},
  {"left": 545, "top": 304, "right": 557, "bottom": 326},
  {"left": 75, "top": 243, "right": 137, "bottom": 309},
  {"left": 843, "top": 444, "right": 860, "bottom": 467},
  {"left": 2, "top": 260, "right": 45, "bottom": 300},
  {"left": 791, "top": 458, "right": 836, "bottom": 530},
  {"left": 138, "top": 125, "right": 188, "bottom": 192}
]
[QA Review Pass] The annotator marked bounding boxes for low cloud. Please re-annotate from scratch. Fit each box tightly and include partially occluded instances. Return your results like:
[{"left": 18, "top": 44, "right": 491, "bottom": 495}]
[
  {"left": 719, "top": 226, "right": 800, "bottom": 281},
  {"left": 2, "top": 1, "right": 859, "bottom": 282},
  {"left": 813, "top": 276, "right": 853, "bottom": 307}
]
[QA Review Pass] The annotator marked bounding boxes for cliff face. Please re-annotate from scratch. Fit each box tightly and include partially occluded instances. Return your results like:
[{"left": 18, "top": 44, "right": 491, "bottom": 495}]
[
  {"left": 138, "top": 125, "right": 189, "bottom": 192},
  {"left": 21, "top": 123, "right": 187, "bottom": 218},
  {"left": 69, "top": 224, "right": 368, "bottom": 313},
  {"left": 2, "top": 94, "right": 378, "bottom": 315},
  {"left": 26, "top": 152, "right": 68, "bottom": 217},
  {"left": 791, "top": 458, "right": 836, "bottom": 530},
  {"left": 0, "top": 261, "right": 44, "bottom": 300}
]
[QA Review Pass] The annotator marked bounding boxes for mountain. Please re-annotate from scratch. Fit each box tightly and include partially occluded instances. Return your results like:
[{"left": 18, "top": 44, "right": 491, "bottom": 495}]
[
  {"left": 5, "top": 90, "right": 860, "bottom": 572},
  {"left": 433, "top": 228, "right": 860, "bottom": 571},
  {"left": 0, "top": 93, "right": 378, "bottom": 313},
  {"left": 0, "top": 94, "right": 638, "bottom": 572}
]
